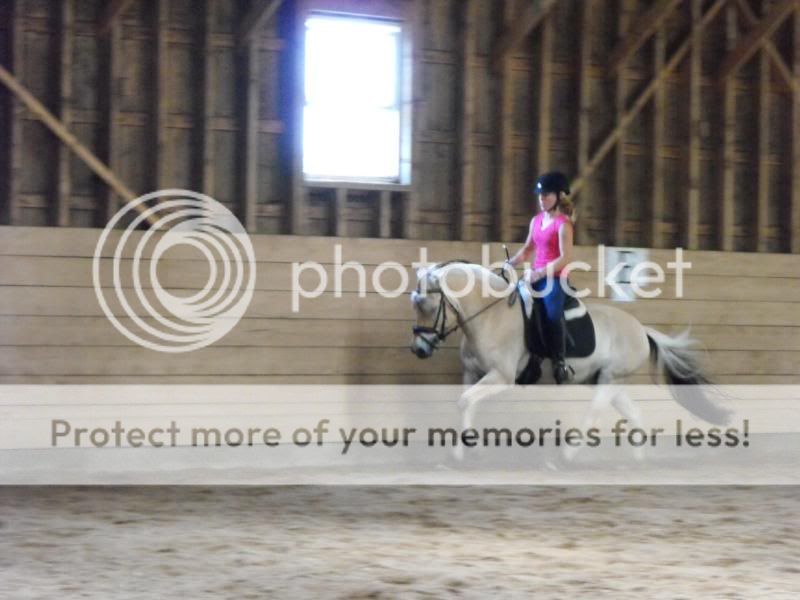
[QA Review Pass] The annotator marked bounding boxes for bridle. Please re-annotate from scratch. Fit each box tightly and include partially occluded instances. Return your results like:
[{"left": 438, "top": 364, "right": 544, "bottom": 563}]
[{"left": 412, "top": 262, "right": 508, "bottom": 354}]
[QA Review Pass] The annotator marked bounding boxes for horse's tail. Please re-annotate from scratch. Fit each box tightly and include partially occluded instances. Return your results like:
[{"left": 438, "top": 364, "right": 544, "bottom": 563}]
[{"left": 645, "top": 327, "right": 732, "bottom": 425}]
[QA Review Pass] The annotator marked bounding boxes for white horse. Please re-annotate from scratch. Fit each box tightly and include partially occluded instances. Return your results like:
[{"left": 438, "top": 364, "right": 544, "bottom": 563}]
[{"left": 410, "top": 262, "right": 731, "bottom": 457}]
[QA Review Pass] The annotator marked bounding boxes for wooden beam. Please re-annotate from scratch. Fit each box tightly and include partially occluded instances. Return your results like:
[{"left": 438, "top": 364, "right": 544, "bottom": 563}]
[
  {"left": 496, "top": 0, "right": 515, "bottom": 241},
  {"left": 720, "top": 2, "right": 737, "bottom": 251},
  {"left": 459, "top": 0, "right": 477, "bottom": 240},
  {"left": 0, "top": 64, "right": 158, "bottom": 226},
  {"left": 154, "top": 0, "right": 169, "bottom": 190},
  {"left": 201, "top": 0, "right": 216, "bottom": 197},
  {"left": 334, "top": 188, "right": 347, "bottom": 237},
  {"left": 492, "top": 0, "right": 557, "bottom": 71},
  {"left": 537, "top": 11, "right": 553, "bottom": 175},
  {"left": 237, "top": 0, "right": 284, "bottom": 51},
  {"left": 733, "top": 0, "right": 796, "bottom": 93},
  {"left": 613, "top": 0, "right": 635, "bottom": 246},
  {"left": 290, "top": 0, "right": 307, "bottom": 234},
  {"left": 571, "top": 0, "right": 727, "bottom": 198},
  {"left": 378, "top": 190, "right": 392, "bottom": 238},
  {"left": 757, "top": 11, "right": 771, "bottom": 253},
  {"left": 575, "top": 0, "right": 593, "bottom": 245},
  {"left": 56, "top": 0, "right": 75, "bottom": 227},
  {"left": 102, "top": 11, "right": 121, "bottom": 224},
  {"left": 792, "top": 8, "right": 800, "bottom": 253},
  {"left": 651, "top": 27, "right": 666, "bottom": 248},
  {"left": 606, "top": 0, "right": 683, "bottom": 76},
  {"left": 98, "top": 0, "right": 135, "bottom": 37},
  {"left": 6, "top": 0, "right": 23, "bottom": 225},
  {"left": 687, "top": 0, "right": 702, "bottom": 250},
  {"left": 404, "top": 0, "right": 421, "bottom": 238},
  {"left": 717, "top": 0, "right": 795, "bottom": 83},
  {"left": 242, "top": 41, "right": 259, "bottom": 232}
]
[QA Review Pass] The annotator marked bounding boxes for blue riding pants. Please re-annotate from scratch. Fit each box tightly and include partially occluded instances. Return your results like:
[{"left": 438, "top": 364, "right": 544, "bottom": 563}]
[{"left": 531, "top": 277, "right": 565, "bottom": 324}]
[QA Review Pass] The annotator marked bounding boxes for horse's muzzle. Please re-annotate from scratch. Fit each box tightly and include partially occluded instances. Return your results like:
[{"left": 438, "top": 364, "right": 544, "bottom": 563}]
[{"left": 410, "top": 344, "right": 432, "bottom": 359}]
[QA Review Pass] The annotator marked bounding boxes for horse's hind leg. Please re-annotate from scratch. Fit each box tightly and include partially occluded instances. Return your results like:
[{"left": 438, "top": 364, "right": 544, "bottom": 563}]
[
  {"left": 562, "top": 377, "right": 617, "bottom": 463},
  {"left": 611, "top": 387, "right": 646, "bottom": 461}
]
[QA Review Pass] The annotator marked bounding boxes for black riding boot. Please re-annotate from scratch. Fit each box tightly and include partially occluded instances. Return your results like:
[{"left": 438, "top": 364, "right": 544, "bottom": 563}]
[{"left": 548, "top": 318, "right": 570, "bottom": 384}]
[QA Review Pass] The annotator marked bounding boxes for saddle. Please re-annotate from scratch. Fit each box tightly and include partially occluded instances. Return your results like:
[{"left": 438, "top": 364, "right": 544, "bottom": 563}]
[{"left": 512, "top": 280, "right": 596, "bottom": 385}]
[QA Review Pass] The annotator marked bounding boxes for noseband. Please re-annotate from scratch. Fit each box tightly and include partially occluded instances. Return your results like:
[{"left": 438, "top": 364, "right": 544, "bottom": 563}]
[{"left": 412, "top": 289, "right": 461, "bottom": 353}]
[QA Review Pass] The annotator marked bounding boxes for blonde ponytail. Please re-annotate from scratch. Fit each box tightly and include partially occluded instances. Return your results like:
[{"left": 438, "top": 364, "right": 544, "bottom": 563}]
[{"left": 558, "top": 192, "right": 576, "bottom": 223}]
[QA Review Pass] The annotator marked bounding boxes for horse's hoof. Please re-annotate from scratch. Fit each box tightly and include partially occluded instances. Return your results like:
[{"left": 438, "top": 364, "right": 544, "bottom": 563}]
[
  {"left": 562, "top": 446, "right": 580, "bottom": 463},
  {"left": 452, "top": 445, "right": 465, "bottom": 462},
  {"left": 544, "top": 459, "right": 561, "bottom": 472}
]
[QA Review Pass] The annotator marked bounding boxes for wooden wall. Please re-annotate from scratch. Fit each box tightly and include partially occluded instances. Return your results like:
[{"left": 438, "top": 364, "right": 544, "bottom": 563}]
[
  {"left": 1, "top": 225, "right": 798, "bottom": 384},
  {"left": 0, "top": 0, "right": 799, "bottom": 252}
]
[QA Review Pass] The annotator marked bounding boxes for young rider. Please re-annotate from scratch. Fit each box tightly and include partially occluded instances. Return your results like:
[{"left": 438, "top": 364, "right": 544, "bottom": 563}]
[{"left": 506, "top": 172, "right": 575, "bottom": 384}]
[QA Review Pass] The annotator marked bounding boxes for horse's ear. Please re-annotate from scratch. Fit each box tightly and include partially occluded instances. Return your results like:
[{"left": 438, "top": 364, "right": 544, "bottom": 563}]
[{"left": 415, "top": 266, "right": 428, "bottom": 281}]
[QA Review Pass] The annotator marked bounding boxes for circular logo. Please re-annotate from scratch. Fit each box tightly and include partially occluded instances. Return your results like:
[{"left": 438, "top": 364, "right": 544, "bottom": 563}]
[{"left": 92, "top": 190, "right": 256, "bottom": 353}]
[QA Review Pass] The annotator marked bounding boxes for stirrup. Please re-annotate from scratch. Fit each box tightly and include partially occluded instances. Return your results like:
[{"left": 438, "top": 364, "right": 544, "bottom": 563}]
[{"left": 553, "top": 360, "right": 573, "bottom": 385}]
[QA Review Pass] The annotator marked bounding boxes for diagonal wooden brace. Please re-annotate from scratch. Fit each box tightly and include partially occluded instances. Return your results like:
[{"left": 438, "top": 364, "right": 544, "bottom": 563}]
[{"left": 0, "top": 63, "right": 158, "bottom": 227}]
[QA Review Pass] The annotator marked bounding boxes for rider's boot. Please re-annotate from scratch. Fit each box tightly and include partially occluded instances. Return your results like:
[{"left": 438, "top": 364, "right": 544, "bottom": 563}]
[{"left": 548, "top": 318, "right": 570, "bottom": 384}]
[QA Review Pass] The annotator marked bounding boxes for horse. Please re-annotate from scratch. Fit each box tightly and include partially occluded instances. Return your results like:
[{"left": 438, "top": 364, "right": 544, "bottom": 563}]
[{"left": 409, "top": 261, "right": 732, "bottom": 459}]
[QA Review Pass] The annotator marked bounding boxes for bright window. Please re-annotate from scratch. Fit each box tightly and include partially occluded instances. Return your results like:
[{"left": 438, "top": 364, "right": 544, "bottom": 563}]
[{"left": 303, "top": 15, "right": 407, "bottom": 183}]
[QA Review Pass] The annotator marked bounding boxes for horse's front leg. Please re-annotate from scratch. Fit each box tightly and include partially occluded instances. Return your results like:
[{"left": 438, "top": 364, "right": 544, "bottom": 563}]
[
  {"left": 460, "top": 340, "right": 483, "bottom": 386},
  {"left": 453, "top": 368, "right": 512, "bottom": 461},
  {"left": 457, "top": 368, "right": 513, "bottom": 432}
]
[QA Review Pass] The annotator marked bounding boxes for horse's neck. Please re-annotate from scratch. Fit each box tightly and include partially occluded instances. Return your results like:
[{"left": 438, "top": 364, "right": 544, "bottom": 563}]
[{"left": 441, "top": 265, "right": 505, "bottom": 319}]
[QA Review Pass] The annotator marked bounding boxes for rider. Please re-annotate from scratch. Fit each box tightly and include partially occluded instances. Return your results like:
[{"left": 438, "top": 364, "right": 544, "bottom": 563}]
[{"left": 506, "top": 171, "right": 575, "bottom": 384}]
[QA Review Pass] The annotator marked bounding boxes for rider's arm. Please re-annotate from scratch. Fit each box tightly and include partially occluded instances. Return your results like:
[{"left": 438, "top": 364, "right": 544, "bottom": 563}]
[{"left": 508, "top": 223, "right": 535, "bottom": 268}]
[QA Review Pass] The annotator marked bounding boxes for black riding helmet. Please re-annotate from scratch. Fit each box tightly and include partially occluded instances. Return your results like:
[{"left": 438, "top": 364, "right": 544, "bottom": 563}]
[{"left": 534, "top": 171, "right": 570, "bottom": 197}]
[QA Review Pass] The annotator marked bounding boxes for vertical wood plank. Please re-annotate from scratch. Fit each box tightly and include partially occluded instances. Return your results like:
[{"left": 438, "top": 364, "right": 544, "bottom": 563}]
[
  {"left": 103, "top": 1, "right": 123, "bottom": 223},
  {"left": 496, "top": 0, "right": 515, "bottom": 242},
  {"left": 613, "top": 0, "right": 634, "bottom": 246},
  {"left": 404, "top": 0, "right": 421, "bottom": 239},
  {"left": 378, "top": 190, "right": 392, "bottom": 238},
  {"left": 57, "top": 0, "right": 75, "bottom": 227},
  {"left": 687, "top": 0, "right": 702, "bottom": 249},
  {"left": 201, "top": 0, "right": 216, "bottom": 197},
  {"left": 575, "top": 0, "right": 592, "bottom": 245},
  {"left": 459, "top": 0, "right": 477, "bottom": 241},
  {"left": 155, "top": 0, "right": 169, "bottom": 190},
  {"left": 243, "top": 40, "right": 259, "bottom": 232},
  {"left": 720, "top": 2, "right": 737, "bottom": 251},
  {"left": 793, "top": 9, "right": 800, "bottom": 253},
  {"left": 536, "top": 10, "right": 553, "bottom": 174},
  {"left": 290, "top": 0, "right": 307, "bottom": 234},
  {"left": 651, "top": 27, "right": 666, "bottom": 248},
  {"left": 334, "top": 187, "right": 347, "bottom": 237},
  {"left": 757, "top": 50, "right": 770, "bottom": 252},
  {"left": 756, "top": 2, "right": 773, "bottom": 252},
  {"left": 6, "top": 0, "right": 23, "bottom": 225}
]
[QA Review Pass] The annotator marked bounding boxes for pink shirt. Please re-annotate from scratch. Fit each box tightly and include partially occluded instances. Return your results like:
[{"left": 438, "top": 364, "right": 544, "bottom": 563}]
[{"left": 530, "top": 212, "right": 571, "bottom": 275}]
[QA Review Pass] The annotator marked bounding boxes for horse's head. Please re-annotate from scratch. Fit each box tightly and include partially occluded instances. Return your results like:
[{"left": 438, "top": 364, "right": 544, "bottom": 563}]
[{"left": 410, "top": 266, "right": 445, "bottom": 359}]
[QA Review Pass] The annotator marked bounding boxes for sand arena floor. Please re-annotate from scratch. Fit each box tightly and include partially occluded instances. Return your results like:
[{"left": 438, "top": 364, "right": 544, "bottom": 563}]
[{"left": 1, "top": 486, "right": 798, "bottom": 598}]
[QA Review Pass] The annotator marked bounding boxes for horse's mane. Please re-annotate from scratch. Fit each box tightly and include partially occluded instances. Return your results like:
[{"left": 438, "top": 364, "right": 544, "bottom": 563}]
[
  {"left": 431, "top": 259, "right": 470, "bottom": 270},
  {"left": 428, "top": 260, "right": 511, "bottom": 293}
]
